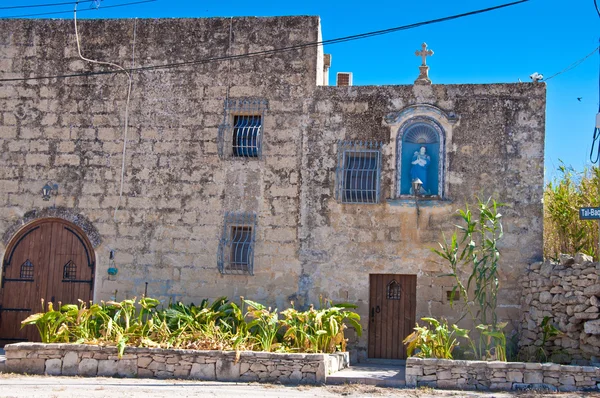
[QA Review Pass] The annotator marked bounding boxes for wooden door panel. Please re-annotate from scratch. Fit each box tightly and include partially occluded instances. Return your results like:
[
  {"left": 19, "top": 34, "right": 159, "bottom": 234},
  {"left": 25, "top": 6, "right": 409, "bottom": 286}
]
[
  {"left": 0, "top": 219, "right": 95, "bottom": 345},
  {"left": 368, "top": 274, "right": 416, "bottom": 359}
]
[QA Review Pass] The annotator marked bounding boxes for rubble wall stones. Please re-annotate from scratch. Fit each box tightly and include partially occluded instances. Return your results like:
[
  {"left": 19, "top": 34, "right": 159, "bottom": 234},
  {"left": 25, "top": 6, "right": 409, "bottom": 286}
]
[
  {"left": 406, "top": 357, "right": 600, "bottom": 392},
  {"left": 4, "top": 343, "right": 349, "bottom": 384},
  {"left": 519, "top": 254, "right": 600, "bottom": 364}
]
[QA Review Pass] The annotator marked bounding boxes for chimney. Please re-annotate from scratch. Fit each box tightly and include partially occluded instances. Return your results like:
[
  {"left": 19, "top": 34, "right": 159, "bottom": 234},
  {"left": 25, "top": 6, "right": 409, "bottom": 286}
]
[
  {"left": 336, "top": 72, "right": 353, "bottom": 87},
  {"left": 323, "top": 54, "right": 331, "bottom": 86}
]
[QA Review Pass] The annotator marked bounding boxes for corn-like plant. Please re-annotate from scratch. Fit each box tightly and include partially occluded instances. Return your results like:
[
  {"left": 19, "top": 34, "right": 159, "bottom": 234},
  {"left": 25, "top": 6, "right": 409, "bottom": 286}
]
[
  {"left": 432, "top": 197, "right": 507, "bottom": 360},
  {"left": 244, "top": 299, "right": 280, "bottom": 352},
  {"left": 544, "top": 164, "right": 600, "bottom": 260},
  {"left": 403, "top": 317, "right": 470, "bottom": 359},
  {"left": 22, "top": 296, "right": 361, "bottom": 356}
]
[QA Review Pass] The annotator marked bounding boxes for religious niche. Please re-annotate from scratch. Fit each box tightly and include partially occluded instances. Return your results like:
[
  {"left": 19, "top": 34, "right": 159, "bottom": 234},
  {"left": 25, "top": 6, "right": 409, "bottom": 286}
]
[
  {"left": 387, "top": 280, "right": 402, "bottom": 300},
  {"left": 398, "top": 118, "right": 442, "bottom": 196}
]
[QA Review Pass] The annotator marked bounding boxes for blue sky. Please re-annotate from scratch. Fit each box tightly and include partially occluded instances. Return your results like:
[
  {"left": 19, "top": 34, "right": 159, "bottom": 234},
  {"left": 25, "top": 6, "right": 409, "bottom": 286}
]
[{"left": 2, "top": 0, "right": 599, "bottom": 181}]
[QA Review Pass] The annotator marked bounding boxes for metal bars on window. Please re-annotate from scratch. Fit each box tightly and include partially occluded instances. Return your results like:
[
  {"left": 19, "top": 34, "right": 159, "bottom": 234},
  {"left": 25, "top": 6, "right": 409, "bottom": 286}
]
[
  {"left": 19, "top": 259, "right": 34, "bottom": 279},
  {"left": 387, "top": 280, "right": 402, "bottom": 300},
  {"left": 217, "top": 212, "right": 257, "bottom": 275},
  {"left": 218, "top": 99, "right": 268, "bottom": 159},
  {"left": 63, "top": 260, "right": 76, "bottom": 280},
  {"left": 335, "top": 140, "right": 382, "bottom": 204}
]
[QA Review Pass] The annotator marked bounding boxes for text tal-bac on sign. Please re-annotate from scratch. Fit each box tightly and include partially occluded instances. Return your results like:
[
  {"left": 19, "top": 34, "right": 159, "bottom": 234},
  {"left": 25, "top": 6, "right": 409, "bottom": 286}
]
[{"left": 579, "top": 207, "right": 600, "bottom": 220}]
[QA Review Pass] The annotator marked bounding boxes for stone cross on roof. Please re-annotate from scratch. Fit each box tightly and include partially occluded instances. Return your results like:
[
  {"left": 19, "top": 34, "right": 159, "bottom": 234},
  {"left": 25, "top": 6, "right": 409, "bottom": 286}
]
[
  {"left": 415, "top": 43, "right": 434, "bottom": 66},
  {"left": 414, "top": 42, "right": 434, "bottom": 85}
]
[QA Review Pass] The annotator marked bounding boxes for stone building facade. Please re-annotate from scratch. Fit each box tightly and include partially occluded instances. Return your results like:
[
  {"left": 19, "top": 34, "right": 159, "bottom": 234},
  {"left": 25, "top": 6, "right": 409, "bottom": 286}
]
[{"left": 0, "top": 16, "right": 545, "bottom": 359}]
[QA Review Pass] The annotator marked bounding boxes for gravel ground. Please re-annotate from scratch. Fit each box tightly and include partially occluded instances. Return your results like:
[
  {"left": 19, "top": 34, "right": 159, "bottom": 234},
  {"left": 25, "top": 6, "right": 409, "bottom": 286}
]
[{"left": 0, "top": 375, "right": 599, "bottom": 398}]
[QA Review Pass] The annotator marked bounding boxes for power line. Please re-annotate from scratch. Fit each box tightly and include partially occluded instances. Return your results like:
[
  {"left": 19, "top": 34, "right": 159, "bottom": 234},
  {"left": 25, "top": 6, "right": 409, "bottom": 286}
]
[
  {"left": 0, "top": 0, "right": 96, "bottom": 10},
  {"left": 545, "top": 46, "right": 600, "bottom": 82},
  {"left": 0, "top": 0, "right": 529, "bottom": 82},
  {"left": 0, "top": 0, "right": 155, "bottom": 19}
]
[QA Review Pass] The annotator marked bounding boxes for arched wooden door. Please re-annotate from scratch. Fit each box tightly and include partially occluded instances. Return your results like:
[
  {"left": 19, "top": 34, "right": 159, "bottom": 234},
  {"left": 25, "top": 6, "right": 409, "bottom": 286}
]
[{"left": 0, "top": 218, "right": 95, "bottom": 345}]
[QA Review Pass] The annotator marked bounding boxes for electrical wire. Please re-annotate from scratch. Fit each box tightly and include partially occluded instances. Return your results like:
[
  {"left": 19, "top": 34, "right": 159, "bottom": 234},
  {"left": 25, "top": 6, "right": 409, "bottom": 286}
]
[
  {"left": 589, "top": 38, "right": 600, "bottom": 163},
  {"left": 545, "top": 46, "right": 600, "bottom": 82},
  {"left": 0, "top": 0, "right": 96, "bottom": 10},
  {"left": 594, "top": 0, "right": 600, "bottom": 18},
  {"left": 72, "top": 1, "right": 133, "bottom": 221},
  {"left": 0, "top": 0, "right": 155, "bottom": 19},
  {"left": 0, "top": 0, "right": 529, "bottom": 82}
]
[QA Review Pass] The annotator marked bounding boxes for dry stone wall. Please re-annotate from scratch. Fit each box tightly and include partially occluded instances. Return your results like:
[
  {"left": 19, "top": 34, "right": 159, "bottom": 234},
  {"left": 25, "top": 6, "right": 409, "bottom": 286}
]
[
  {"left": 4, "top": 343, "right": 349, "bottom": 384},
  {"left": 519, "top": 254, "right": 600, "bottom": 364},
  {"left": 406, "top": 357, "right": 600, "bottom": 392}
]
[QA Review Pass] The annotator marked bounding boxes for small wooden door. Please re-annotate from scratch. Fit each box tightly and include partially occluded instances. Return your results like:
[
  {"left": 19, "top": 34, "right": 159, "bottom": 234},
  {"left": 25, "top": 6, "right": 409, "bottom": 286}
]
[
  {"left": 368, "top": 274, "right": 416, "bottom": 359},
  {"left": 0, "top": 218, "right": 95, "bottom": 345}
]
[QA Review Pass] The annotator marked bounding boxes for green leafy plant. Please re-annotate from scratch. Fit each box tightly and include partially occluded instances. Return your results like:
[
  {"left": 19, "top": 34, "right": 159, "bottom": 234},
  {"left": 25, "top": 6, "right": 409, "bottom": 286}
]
[
  {"left": 22, "top": 296, "right": 361, "bottom": 356},
  {"left": 244, "top": 299, "right": 280, "bottom": 352},
  {"left": 432, "top": 197, "right": 507, "bottom": 360},
  {"left": 280, "top": 299, "right": 362, "bottom": 353},
  {"left": 403, "top": 317, "right": 470, "bottom": 359},
  {"left": 544, "top": 164, "right": 600, "bottom": 260}
]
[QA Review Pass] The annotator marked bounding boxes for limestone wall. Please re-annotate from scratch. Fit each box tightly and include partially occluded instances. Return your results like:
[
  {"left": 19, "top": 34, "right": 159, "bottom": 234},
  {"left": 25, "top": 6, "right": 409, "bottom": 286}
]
[
  {"left": 0, "top": 17, "right": 320, "bottom": 309},
  {"left": 301, "top": 84, "right": 545, "bottom": 356},
  {"left": 519, "top": 254, "right": 600, "bottom": 364},
  {"left": 0, "top": 17, "right": 546, "bottom": 360},
  {"left": 4, "top": 343, "right": 349, "bottom": 383},
  {"left": 406, "top": 357, "right": 600, "bottom": 392}
]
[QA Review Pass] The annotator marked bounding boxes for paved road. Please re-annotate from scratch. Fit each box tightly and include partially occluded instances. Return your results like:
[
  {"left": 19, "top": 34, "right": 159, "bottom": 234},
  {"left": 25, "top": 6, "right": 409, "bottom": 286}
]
[{"left": 1, "top": 376, "right": 600, "bottom": 398}]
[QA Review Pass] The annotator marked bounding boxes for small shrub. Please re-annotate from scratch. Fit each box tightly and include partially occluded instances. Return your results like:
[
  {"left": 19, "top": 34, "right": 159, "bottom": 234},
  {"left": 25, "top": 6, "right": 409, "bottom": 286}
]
[{"left": 403, "top": 317, "right": 469, "bottom": 359}]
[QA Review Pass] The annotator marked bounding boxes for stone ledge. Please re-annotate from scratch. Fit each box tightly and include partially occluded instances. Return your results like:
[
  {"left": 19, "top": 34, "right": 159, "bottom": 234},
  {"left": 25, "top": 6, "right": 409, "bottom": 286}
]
[
  {"left": 4, "top": 343, "right": 348, "bottom": 384},
  {"left": 406, "top": 357, "right": 600, "bottom": 392}
]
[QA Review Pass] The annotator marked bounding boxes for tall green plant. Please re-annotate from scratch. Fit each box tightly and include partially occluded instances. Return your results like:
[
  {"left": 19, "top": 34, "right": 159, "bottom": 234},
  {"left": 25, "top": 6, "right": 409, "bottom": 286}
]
[
  {"left": 403, "top": 317, "right": 470, "bottom": 359},
  {"left": 432, "top": 197, "right": 506, "bottom": 360},
  {"left": 544, "top": 164, "right": 600, "bottom": 260}
]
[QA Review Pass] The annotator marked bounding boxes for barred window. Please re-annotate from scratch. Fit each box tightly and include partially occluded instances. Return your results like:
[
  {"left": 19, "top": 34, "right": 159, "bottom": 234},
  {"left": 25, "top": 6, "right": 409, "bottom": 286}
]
[
  {"left": 387, "top": 280, "right": 402, "bottom": 300},
  {"left": 218, "top": 212, "right": 257, "bottom": 275},
  {"left": 19, "top": 259, "right": 34, "bottom": 279},
  {"left": 63, "top": 260, "right": 76, "bottom": 280},
  {"left": 218, "top": 99, "right": 268, "bottom": 159},
  {"left": 335, "top": 141, "right": 382, "bottom": 204}
]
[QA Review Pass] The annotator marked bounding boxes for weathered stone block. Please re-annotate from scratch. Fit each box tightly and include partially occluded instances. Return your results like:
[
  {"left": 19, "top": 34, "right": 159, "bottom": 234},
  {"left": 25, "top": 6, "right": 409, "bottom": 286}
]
[
  {"left": 524, "top": 371, "right": 543, "bottom": 384},
  {"left": 190, "top": 363, "right": 216, "bottom": 380},
  {"left": 97, "top": 360, "right": 117, "bottom": 377},
  {"left": 8, "top": 358, "right": 45, "bottom": 374},
  {"left": 45, "top": 358, "right": 62, "bottom": 375},
  {"left": 62, "top": 351, "right": 79, "bottom": 376},
  {"left": 117, "top": 359, "right": 137, "bottom": 377},
  {"left": 78, "top": 358, "right": 98, "bottom": 376}
]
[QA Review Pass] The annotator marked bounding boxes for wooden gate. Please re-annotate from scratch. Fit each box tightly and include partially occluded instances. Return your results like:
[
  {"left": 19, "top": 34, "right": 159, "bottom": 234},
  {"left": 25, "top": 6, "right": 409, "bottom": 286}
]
[
  {"left": 368, "top": 274, "right": 416, "bottom": 359},
  {"left": 0, "top": 218, "right": 95, "bottom": 345}
]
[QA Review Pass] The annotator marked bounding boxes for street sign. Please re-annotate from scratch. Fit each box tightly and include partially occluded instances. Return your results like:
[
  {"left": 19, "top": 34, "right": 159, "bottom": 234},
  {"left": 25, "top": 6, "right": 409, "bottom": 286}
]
[{"left": 579, "top": 207, "right": 600, "bottom": 220}]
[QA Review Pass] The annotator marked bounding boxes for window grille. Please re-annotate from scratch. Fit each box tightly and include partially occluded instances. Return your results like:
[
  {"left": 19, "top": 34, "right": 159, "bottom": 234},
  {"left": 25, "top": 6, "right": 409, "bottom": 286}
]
[
  {"left": 218, "top": 99, "right": 268, "bottom": 159},
  {"left": 63, "top": 260, "right": 76, "bottom": 280},
  {"left": 217, "top": 212, "right": 257, "bottom": 275},
  {"left": 335, "top": 140, "right": 382, "bottom": 204},
  {"left": 19, "top": 259, "right": 34, "bottom": 279},
  {"left": 387, "top": 280, "right": 402, "bottom": 300}
]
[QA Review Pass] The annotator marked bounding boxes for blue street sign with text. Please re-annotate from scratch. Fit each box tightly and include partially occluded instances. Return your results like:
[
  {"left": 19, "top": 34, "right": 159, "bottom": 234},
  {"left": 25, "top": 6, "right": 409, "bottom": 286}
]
[{"left": 579, "top": 207, "right": 600, "bottom": 220}]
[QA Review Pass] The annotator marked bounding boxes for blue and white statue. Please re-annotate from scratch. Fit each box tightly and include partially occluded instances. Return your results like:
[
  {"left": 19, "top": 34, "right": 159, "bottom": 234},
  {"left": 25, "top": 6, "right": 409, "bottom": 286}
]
[{"left": 410, "top": 146, "right": 430, "bottom": 194}]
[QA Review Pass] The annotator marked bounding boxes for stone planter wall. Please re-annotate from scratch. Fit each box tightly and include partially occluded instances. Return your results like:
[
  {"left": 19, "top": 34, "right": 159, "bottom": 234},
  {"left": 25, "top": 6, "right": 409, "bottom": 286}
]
[
  {"left": 406, "top": 357, "right": 600, "bottom": 392},
  {"left": 519, "top": 254, "right": 600, "bottom": 364},
  {"left": 4, "top": 343, "right": 349, "bottom": 384}
]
